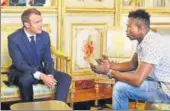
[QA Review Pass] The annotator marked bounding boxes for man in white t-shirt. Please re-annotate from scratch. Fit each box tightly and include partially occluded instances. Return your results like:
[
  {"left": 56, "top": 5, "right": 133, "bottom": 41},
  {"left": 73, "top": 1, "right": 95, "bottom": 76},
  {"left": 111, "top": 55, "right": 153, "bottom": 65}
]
[{"left": 90, "top": 9, "right": 170, "bottom": 110}]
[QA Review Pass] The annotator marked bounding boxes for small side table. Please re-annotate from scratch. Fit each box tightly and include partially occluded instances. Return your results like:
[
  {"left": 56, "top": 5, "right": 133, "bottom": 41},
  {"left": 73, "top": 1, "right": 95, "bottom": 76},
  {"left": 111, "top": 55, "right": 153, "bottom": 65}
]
[{"left": 10, "top": 100, "right": 72, "bottom": 110}]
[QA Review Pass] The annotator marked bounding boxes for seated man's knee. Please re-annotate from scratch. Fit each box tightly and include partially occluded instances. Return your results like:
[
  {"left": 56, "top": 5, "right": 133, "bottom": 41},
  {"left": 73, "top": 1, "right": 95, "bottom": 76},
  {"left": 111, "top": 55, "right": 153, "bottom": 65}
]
[
  {"left": 63, "top": 73, "right": 72, "bottom": 83},
  {"left": 114, "top": 81, "right": 130, "bottom": 94},
  {"left": 18, "top": 74, "right": 34, "bottom": 87},
  {"left": 55, "top": 72, "right": 72, "bottom": 83}
]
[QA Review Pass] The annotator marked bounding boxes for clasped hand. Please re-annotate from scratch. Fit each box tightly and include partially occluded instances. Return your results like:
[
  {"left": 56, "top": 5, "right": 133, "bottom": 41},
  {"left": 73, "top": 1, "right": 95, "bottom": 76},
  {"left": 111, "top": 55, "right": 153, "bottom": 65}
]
[
  {"left": 40, "top": 74, "right": 57, "bottom": 89},
  {"left": 90, "top": 55, "right": 110, "bottom": 75}
]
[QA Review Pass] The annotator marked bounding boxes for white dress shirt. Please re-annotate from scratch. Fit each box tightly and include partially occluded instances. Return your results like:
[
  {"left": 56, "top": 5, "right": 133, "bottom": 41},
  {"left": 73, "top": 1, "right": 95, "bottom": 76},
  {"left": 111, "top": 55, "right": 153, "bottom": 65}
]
[{"left": 24, "top": 29, "right": 41, "bottom": 80}]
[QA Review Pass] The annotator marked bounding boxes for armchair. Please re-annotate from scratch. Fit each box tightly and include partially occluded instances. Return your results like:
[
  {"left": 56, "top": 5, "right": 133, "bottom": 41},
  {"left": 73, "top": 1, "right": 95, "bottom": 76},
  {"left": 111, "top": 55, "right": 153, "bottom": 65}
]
[{"left": 1, "top": 39, "right": 73, "bottom": 107}]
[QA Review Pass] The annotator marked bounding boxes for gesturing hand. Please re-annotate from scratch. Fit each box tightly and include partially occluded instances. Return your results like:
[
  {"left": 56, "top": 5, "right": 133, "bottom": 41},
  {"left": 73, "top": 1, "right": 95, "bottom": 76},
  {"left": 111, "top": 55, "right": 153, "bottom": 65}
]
[
  {"left": 96, "top": 55, "right": 110, "bottom": 69},
  {"left": 90, "top": 63, "right": 109, "bottom": 75}
]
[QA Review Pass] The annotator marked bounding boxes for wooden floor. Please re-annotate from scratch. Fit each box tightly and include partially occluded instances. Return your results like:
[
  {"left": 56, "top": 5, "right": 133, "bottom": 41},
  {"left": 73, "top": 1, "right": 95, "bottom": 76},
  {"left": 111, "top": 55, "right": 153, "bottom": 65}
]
[
  {"left": 91, "top": 102, "right": 145, "bottom": 110},
  {"left": 72, "top": 85, "right": 146, "bottom": 110},
  {"left": 73, "top": 84, "right": 112, "bottom": 103}
]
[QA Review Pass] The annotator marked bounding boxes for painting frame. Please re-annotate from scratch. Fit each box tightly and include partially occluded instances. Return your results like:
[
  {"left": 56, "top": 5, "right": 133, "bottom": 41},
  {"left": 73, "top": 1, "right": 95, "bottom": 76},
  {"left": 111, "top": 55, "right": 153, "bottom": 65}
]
[{"left": 71, "top": 23, "right": 107, "bottom": 75}]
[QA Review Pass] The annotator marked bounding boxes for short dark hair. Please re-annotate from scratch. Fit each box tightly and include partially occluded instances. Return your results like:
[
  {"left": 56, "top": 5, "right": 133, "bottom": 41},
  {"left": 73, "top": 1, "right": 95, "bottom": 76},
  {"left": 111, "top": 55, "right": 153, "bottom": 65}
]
[
  {"left": 21, "top": 8, "right": 41, "bottom": 26},
  {"left": 128, "top": 9, "right": 150, "bottom": 26}
]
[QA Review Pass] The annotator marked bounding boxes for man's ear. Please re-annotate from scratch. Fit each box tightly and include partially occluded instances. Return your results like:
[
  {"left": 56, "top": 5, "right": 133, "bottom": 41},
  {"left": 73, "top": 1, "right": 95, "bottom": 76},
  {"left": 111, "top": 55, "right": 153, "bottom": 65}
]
[
  {"left": 24, "top": 22, "right": 30, "bottom": 28},
  {"left": 137, "top": 24, "right": 143, "bottom": 33}
]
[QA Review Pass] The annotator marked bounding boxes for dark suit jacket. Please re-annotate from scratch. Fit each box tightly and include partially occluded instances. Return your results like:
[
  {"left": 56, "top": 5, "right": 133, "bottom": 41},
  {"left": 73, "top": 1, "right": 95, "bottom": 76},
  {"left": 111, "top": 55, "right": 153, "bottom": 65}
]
[{"left": 8, "top": 28, "right": 55, "bottom": 85}]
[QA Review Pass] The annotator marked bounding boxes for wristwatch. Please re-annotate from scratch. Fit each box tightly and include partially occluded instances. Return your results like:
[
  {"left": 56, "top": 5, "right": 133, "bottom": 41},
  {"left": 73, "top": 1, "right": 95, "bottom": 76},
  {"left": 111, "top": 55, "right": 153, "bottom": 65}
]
[{"left": 106, "top": 69, "right": 112, "bottom": 78}]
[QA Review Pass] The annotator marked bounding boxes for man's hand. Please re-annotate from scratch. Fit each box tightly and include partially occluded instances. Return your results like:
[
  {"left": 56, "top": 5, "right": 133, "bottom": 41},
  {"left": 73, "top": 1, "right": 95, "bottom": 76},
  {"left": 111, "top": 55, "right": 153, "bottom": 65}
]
[
  {"left": 96, "top": 55, "right": 110, "bottom": 69},
  {"left": 40, "top": 73, "right": 57, "bottom": 89},
  {"left": 90, "top": 63, "right": 109, "bottom": 75},
  {"left": 47, "top": 75, "right": 57, "bottom": 89}
]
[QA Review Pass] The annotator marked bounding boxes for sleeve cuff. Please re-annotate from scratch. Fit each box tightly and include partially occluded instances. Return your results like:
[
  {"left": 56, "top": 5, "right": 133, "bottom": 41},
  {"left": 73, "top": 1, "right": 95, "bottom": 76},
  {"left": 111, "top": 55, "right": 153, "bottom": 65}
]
[
  {"left": 106, "top": 69, "right": 113, "bottom": 78},
  {"left": 33, "top": 71, "right": 41, "bottom": 80}
]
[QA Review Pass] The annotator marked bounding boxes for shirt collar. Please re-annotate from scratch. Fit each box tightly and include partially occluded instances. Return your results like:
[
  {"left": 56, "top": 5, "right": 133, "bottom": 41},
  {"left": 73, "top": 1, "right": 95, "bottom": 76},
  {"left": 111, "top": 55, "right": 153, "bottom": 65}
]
[
  {"left": 138, "top": 30, "right": 154, "bottom": 46},
  {"left": 136, "top": 30, "right": 154, "bottom": 53},
  {"left": 24, "top": 28, "right": 36, "bottom": 41}
]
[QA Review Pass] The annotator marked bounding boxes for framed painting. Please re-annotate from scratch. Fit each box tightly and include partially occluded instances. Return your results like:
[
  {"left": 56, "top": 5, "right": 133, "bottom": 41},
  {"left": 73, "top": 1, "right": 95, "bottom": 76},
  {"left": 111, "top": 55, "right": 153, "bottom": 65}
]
[
  {"left": 9, "top": 0, "right": 26, "bottom": 6},
  {"left": 65, "top": 0, "right": 114, "bottom": 9},
  {"left": 104, "top": 26, "right": 138, "bottom": 63},
  {"left": 1, "top": 24, "right": 51, "bottom": 72},
  {"left": 71, "top": 23, "right": 107, "bottom": 75},
  {"left": 7, "top": 0, "right": 54, "bottom": 6}
]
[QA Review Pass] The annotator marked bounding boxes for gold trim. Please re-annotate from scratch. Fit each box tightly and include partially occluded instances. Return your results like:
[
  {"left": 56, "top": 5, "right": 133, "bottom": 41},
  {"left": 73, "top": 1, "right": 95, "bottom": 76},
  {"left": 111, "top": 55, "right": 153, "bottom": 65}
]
[
  {"left": 60, "top": 0, "right": 66, "bottom": 51},
  {"left": 151, "top": 22, "right": 170, "bottom": 31},
  {"left": 151, "top": 27, "right": 170, "bottom": 31},
  {"left": 57, "top": 0, "right": 62, "bottom": 50},
  {"left": 114, "top": 0, "right": 118, "bottom": 26},
  {"left": 66, "top": 7, "right": 115, "bottom": 12},
  {"left": 1, "top": 13, "right": 58, "bottom": 17},
  {"left": 65, "top": 13, "right": 114, "bottom": 16},
  {"left": 115, "top": 0, "right": 121, "bottom": 26},
  {"left": 57, "top": 0, "right": 62, "bottom": 70},
  {"left": 122, "top": 8, "right": 170, "bottom": 14},
  {"left": 151, "top": 22, "right": 170, "bottom": 25},
  {"left": 64, "top": 0, "right": 115, "bottom": 10}
]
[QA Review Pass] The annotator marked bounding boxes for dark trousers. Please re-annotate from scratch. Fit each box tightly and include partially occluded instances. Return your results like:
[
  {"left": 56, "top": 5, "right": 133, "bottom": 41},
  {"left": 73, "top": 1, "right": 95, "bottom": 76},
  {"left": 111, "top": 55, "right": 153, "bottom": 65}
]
[{"left": 14, "top": 71, "right": 72, "bottom": 102}]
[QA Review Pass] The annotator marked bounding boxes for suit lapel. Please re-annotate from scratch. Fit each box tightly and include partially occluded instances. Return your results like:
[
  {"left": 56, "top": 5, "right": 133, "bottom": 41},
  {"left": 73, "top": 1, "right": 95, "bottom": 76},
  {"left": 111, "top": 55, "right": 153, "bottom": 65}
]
[{"left": 21, "top": 29, "right": 35, "bottom": 63}]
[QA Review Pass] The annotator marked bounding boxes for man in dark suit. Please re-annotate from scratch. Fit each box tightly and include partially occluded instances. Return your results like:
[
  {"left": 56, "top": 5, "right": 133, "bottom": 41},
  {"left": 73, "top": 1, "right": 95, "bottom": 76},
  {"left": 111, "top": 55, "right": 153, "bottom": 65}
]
[{"left": 7, "top": 8, "right": 71, "bottom": 102}]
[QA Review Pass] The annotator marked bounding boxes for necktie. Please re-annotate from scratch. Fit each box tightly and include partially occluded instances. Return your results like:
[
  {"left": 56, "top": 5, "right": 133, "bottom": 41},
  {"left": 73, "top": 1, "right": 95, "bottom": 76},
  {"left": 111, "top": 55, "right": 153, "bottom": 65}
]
[{"left": 30, "top": 36, "right": 38, "bottom": 65}]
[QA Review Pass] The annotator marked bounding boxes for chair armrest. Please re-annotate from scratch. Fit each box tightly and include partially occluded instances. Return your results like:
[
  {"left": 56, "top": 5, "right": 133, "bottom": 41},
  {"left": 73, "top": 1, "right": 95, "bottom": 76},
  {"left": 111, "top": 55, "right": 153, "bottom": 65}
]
[
  {"left": 50, "top": 44, "right": 71, "bottom": 74},
  {"left": 50, "top": 44, "right": 71, "bottom": 61}
]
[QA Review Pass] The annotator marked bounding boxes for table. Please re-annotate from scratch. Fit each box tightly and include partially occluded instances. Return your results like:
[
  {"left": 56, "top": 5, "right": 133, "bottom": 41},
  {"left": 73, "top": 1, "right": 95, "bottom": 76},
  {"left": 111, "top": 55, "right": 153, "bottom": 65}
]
[{"left": 10, "top": 100, "right": 72, "bottom": 110}]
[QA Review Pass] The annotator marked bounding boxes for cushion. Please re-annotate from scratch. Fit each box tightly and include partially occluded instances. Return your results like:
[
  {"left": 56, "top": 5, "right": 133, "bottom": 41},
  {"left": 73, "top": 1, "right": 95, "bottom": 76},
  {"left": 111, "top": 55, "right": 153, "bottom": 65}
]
[{"left": 1, "top": 74, "right": 55, "bottom": 102}]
